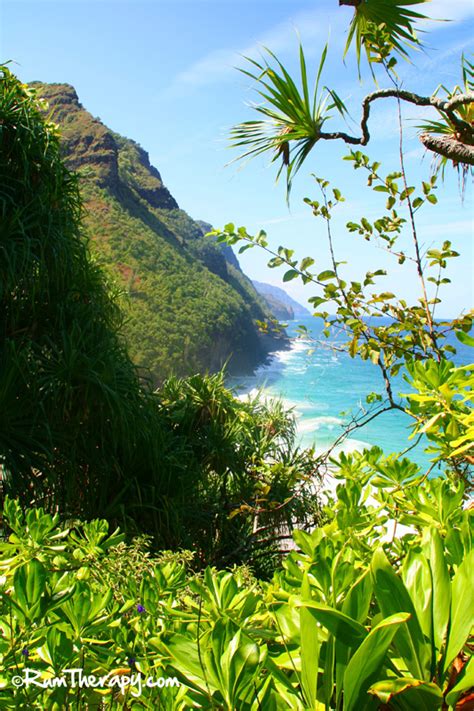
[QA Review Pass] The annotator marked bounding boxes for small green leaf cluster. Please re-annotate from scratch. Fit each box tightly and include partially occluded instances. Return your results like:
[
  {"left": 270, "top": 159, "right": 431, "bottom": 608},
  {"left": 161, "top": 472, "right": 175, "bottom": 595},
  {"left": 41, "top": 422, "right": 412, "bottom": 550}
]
[{"left": 404, "top": 356, "right": 474, "bottom": 469}]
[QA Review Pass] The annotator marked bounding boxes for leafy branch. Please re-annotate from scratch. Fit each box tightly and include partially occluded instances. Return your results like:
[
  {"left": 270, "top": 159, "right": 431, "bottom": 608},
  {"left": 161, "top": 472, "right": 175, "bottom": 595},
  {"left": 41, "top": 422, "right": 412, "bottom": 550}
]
[{"left": 230, "top": 40, "right": 474, "bottom": 196}]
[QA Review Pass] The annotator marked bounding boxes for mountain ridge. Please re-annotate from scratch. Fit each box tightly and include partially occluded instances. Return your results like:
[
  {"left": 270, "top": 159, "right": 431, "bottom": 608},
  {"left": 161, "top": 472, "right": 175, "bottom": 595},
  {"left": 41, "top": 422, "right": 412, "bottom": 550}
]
[
  {"left": 32, "top": 82, "right": 287, "bottom": 383},
  {"left": 253, "top": 280, "right": 311, "bottom": 320}
]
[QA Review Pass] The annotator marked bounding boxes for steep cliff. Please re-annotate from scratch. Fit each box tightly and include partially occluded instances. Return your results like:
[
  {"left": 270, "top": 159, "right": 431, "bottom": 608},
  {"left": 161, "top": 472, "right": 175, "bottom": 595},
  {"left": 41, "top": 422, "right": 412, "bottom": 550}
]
[
  {"left": 32, "top": 82, "right": 287, "bottom": 383},
  {"left": 252, "top": 280, "right": 311, "bottom": 320}
]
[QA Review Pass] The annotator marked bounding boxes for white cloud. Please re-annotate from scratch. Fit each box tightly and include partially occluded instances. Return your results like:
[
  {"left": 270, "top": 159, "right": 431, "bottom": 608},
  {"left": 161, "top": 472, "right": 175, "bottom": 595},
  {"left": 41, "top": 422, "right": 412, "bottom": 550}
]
[
  {"left": 427, "top": 0, "right": 474, "bottom": 24},
  {"left": 161, "top": 7, "right": 346, "bottom": 96}
]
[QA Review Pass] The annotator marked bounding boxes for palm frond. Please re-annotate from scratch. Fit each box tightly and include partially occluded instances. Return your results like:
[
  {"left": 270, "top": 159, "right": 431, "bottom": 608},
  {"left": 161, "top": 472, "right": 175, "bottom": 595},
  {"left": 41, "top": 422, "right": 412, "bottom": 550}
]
[
  {"left": 230, "top": 44, "right": 347, "bottom": 197},
  {"left": 417, "top": 54, "right": 474, "bottom": 178},
  {"left": 344, "top": 0, "right": 431, "bottom": 68}
]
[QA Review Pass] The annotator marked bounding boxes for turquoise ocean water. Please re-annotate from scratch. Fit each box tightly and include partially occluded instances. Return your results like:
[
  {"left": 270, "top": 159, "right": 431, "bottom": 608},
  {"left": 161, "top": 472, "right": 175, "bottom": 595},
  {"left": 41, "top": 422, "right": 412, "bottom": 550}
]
[{"left": 229, "top": 317, "right": 472, "bottom": 471}]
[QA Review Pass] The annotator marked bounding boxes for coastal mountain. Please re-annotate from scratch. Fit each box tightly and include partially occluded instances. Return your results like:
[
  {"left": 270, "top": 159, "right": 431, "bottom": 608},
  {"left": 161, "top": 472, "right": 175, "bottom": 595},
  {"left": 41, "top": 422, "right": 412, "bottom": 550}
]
[
  {"left": 252, "top": 281, "right": 311, "bottom": 320},
  {"left": 32, "top": 82, "right": 286, "bottom": 383}
]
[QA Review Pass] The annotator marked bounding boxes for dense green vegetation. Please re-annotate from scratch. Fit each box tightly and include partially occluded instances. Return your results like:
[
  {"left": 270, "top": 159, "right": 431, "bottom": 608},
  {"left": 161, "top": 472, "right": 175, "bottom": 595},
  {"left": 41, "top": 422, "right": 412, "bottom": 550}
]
[
  {"left": 0, "top": 67, "right": 163, "bottom": 518},
  {"left": 0, "top": 67, "right": 319, "bottom": 571},
  {"left": 1, "top": 466, "right": 472, "bottom": 709},
  {"left": 32, "top": 82, "right": 283, "bottom": 384},
  {"left": 0, "top": 0, "right": 472, "bottom": 707}
]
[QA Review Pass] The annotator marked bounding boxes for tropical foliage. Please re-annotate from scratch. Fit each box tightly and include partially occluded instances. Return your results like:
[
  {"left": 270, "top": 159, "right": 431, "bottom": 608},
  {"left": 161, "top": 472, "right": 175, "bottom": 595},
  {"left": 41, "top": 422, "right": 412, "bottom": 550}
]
[
  {"left": 0, "top": 67, "right": 320, "bottom": 571},
  {"left": 0, "top": 467, "right": 472, "bottom": 709},
  {"left": 230, "top": 7, "right": 473, "bottom": 193},
  {"left": 0, "top": 65, "right": 166, "bottom": 518},
  {"left": 155, "top": 371, "right": 323, "bottom": 571}
]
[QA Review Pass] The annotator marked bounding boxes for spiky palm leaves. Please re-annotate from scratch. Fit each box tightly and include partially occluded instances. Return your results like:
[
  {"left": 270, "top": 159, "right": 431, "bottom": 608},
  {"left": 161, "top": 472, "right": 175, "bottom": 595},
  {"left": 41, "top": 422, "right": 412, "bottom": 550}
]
[
  {"left": 230, "top": 45, "right": 347, "bottom": 196},
  {"left": 418, "top": 56, "right": 474, "bottom": 176},
  {"left": 230, "top": 3, "right": 473, "bottom": 189},
  {"left": 343, "top": 0, "right": 430, "bottom": 67},
  {"left": 230, "top": 1, "right": 431, "bottom": 188},
  {"left": 157, "top": 372, "right": 321, "bottom": 569}
]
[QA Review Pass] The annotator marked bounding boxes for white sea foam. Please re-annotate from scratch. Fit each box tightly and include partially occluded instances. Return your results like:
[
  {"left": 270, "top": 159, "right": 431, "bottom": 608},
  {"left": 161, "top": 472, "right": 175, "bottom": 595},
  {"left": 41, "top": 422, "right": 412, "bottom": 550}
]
[
  {"left": 274, "top": 339, "right": 311, "bottom": 364},
  {"left": 310, "top": 437, "right": 372, "bottom": 459},
  {"left": 298, "top": 415, "right": 343, "bottom": 433},
  {"left": 236, "top": 387, "right": 260, "bottom": 402}
]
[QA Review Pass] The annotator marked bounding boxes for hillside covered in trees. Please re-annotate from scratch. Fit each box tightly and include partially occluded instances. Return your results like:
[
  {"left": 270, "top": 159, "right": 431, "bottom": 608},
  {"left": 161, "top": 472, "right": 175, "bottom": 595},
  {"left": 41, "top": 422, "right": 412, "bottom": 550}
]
[{"left": 32, "top": 82, "right": 287, "bottom": 383}]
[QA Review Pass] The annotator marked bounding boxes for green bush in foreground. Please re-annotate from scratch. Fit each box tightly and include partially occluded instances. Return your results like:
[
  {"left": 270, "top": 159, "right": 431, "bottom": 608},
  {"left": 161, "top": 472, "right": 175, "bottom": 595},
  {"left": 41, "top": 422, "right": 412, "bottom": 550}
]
[{"left": 0, "top": 458, "right": 472, "bottom": 709}]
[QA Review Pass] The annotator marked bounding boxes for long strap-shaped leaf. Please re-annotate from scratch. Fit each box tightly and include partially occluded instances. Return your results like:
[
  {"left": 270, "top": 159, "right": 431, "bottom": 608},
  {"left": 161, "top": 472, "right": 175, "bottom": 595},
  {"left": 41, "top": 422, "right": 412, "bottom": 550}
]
[
  {"left": 371, "top": 547, "right": 431, "bottom": 680},
  {"left": 299, "top": 574, "right": 321, "bottom": 709},
  {"left": 443, "top": 550, "right": 474, "bottom": 674},
  {"left": 343, "top": 612, "right": 410, "bottom": 711}
]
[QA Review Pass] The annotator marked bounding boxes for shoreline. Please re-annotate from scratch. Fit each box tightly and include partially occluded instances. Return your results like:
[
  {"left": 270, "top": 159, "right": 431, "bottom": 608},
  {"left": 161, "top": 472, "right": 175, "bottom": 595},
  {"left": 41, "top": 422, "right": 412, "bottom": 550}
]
[{"left": 230, "top": 335, "right": 373, "bottom": 459}]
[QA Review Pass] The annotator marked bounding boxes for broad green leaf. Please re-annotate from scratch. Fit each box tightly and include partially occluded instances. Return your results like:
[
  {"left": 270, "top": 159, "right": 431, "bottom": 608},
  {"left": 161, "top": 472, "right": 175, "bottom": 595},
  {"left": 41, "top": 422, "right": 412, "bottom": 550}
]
[
  {"left": 283, "top": 269, "right": 299, "bottom": 282},
  {"left": 336, "top": 572, "right": 372, "bottom": 711},
  {"left": 371, "top": 548, "right": 431, "bottom": 680},
  {"left": 292, "top": 529, "right": 317, "bottom": 558},
  {"left": 343, "top": 613, "right": 410, "bottom": 711},
  {"left": 265, "top": 661, "right": 307, "bottom": 710},
  {"left": 298, "top": 601, "right": 367, "bottom": 647},
  {"left": 402, "top": 549, "right": 433, "bottom": 652},
  {"left": 368, "top": 677, "right": 443, "bottom": 710},
  {"left": 224, "top": 630, "right": 260, "bottom": 705},
  {"left": 300, "top": 574, "right": 320, "bottom": 708},
  {"left": 162, "top": 632, "right": 218, "bottom": 696},
  {"left": 456, "top": 330, "right": 474, "bottom": 347},
  {"left": 342, "top": 570, "right": 373, "bottom": 624},
  {"left": 324, "top": 635, "right": 336, "bottom": 710},
  {"left": 317, "top": 270, "right": 336, "bottom": 281},
  {"left": 444, "top": 550, "right": 474, "bottom": 672},
  {"left": 12, "top": 559, "right": 47, "bottom": 620},
  {"left": 423, "top": 528, "right": 450, "bottom": 654}
]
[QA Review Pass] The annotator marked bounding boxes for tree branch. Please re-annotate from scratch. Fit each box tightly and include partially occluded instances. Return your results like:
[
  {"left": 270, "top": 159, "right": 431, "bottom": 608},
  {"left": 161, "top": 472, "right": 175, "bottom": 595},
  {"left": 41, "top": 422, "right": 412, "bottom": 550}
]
[
  {"left": 318, "top": 90, "right": 474, "bottom": 162},
  {"left": 420, "top": 133, "right": 474, "bottom": 166}
]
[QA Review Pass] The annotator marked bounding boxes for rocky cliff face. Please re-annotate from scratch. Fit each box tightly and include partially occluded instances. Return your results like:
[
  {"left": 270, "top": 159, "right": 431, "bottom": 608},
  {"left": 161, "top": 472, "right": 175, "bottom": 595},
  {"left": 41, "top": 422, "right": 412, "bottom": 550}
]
[
  {"left": 31, "top": 83, "right": 178, "bottom": 209},
  {"left": 253, "top": 280, "right": 311, "bottom": 319},
  {"left": 32, "top": 82, "right": 286, "bottom": 382}
]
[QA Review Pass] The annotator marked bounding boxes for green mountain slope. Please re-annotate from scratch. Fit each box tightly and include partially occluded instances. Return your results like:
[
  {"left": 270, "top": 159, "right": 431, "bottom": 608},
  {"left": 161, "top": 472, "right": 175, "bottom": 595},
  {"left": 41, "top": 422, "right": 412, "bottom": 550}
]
[{"left": 33, "top": 82, "right": 286, "bottom": 383}]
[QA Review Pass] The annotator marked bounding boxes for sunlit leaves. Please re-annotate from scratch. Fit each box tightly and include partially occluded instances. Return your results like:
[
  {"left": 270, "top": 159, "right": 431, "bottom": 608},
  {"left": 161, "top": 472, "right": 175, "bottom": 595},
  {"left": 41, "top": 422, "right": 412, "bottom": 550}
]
[
  {"left": 343, "top": 0, "right": 430, "bottom": 70},
  {"left": 230, "top": 43, "right": 347, "bottom": 196}
]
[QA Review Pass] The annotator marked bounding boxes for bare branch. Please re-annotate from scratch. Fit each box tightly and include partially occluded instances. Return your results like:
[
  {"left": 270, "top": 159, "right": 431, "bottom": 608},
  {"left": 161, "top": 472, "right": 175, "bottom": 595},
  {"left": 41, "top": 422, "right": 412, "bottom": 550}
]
[
  {"left": 317, "top": 90, "right": 474, "bottom": 161},
  {"left": 420, "top": 133, "right": 474, "bottom": 166}
]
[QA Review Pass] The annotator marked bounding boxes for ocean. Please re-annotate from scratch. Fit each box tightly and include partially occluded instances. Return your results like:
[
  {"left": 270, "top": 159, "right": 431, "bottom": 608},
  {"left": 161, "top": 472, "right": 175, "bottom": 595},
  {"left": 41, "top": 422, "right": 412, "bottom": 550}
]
[{"left": 229, "top": 317, "right": 472, "bottom": 472}]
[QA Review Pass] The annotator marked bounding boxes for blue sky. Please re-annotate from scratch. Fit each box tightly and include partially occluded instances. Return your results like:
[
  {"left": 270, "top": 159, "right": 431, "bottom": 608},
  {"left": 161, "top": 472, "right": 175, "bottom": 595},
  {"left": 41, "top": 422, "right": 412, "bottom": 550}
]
[{"left": 1, "top": 0, "right": 473, "bottom": 315}]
